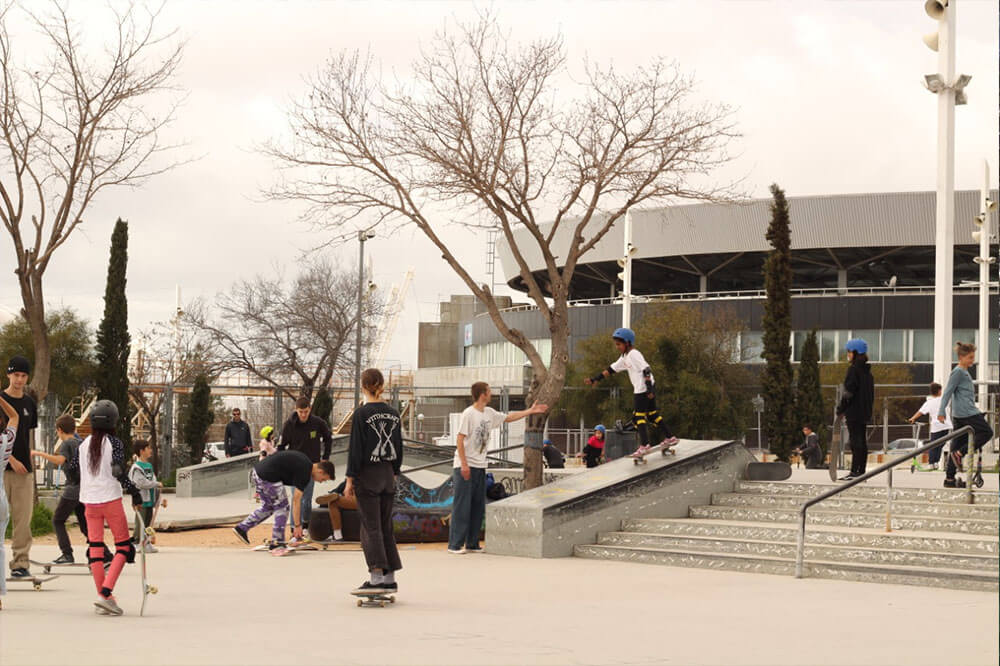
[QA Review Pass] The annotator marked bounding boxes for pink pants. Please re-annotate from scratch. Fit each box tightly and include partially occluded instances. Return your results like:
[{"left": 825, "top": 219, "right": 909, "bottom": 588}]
[{"left": 85, "top": 500, "right": 132, "bottom": 598}]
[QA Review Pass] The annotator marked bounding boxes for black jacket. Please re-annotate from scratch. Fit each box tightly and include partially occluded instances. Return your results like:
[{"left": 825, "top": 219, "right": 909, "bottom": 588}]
[
  {"left": 224, "top": 420, "right": 253, "bottom": 456},
  {"left": 279, "top": 414, "right": 333, "bottom": 462},
  {"left": 836, "top": 358, "right": 875, "bottom": 424},
  {"left": 346, "top": 402, "right": 402, "bottom": 478}
]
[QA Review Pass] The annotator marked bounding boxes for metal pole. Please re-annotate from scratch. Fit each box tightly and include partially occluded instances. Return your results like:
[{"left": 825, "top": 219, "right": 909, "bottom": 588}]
[
  {"left": 354, "top": 231, "right": 367, "bottom": 409},
  {"left": 882, "top": 399, "right": 889, "bottom": 453},
  {"left": 885, "top": 467, "right": 894, "bottom": 533},
  {"left": 795, "top": 510, "right": 806, "bottom": 578},
  {"left": 162, "top": 385, "right": 173, "bottom": 479},
  {"left": 931, "top": 0, "right": 957, "bottom": 387},
  {"left": 976, "top": 160, "right": 992, "bottom": 410},
  {"left": 622, "top": 210, "right": 633, "bottom": 328}
]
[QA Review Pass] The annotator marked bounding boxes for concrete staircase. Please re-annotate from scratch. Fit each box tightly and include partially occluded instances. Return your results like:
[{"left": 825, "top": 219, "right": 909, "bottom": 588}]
[{"left": 574, "top": 480, "right": 999, "bottom": 592}]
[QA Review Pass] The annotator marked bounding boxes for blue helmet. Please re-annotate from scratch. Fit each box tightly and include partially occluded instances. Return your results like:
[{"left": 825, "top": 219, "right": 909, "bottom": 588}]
[
  {"left": 594, "top": 424, "right": 606, "bottom": 433},
  {"left": 845, "top": 338, "right": 868, "bottom": 355},
  {"left": 612, "top": 328, "right": 635, "bottom": 345},
  {"left": 543, "top": 439, "right": 552, "bottom": 445}
]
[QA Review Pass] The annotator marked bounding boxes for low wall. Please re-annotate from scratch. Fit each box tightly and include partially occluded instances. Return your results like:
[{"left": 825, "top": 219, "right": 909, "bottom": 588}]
[
  {"left": 485, "top": 440, "right": 754, "bottom": 558},
  {"left": 175, "top": 452, "right": 260, "bottom": 498}
]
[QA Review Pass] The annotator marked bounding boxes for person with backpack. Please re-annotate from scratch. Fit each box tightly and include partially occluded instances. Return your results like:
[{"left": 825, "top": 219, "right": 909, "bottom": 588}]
[
  {"left": 65, "top": 400, "right": 144, "bottom": 616},
  {"left": 584, "top": 328, "right": 678, "bottom": 457},
  {"left": 835, "top": 339, "right": 875, "bottom": 481},
  {"left": 939, "top": 342, "right": 994, "bottom": 488}
]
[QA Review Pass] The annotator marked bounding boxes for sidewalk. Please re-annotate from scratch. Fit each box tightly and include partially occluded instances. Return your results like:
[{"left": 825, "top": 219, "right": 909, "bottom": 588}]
[{"left": 1, "top": 542, "right": 996, "bottom": 666}]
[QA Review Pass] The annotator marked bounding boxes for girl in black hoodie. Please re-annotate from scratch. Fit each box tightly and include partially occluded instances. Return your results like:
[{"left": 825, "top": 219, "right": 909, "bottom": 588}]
[{"left": 835, "top": 339, "right": 875, "bottom": 481}]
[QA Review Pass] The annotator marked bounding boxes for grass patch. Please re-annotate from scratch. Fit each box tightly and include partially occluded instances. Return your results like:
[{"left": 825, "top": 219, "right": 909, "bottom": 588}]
[{"left": 3, "top": 502, "right": 54, "bottom": 538}]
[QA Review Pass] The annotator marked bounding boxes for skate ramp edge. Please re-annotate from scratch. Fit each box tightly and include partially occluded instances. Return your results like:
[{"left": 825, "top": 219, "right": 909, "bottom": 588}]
[{"left": 485, "top": 440, "right": 754, "bottom": 558}]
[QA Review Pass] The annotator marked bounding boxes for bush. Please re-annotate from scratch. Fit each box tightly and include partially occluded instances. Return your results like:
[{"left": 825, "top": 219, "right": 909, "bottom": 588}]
[{"left": 4, "top": 502, "right": 54, "bottom": 538}]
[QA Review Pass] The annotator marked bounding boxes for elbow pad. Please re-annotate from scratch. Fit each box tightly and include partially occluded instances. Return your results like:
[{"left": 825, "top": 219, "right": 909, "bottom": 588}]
[{"left": 642, "top": 367, "right": 652, "bottom": 378}]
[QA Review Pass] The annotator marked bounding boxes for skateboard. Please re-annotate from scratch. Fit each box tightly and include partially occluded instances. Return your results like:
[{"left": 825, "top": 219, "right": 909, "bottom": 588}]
[
  {"left": 136, "top": 512, "right": 158, "bottom": 616},
  {"left": 29, "top": 560, "right": 90, "bottom": 575},
  {"left": 828, "top": 414, "right": 844, "bottom": 482},
  {"left": 631, "top": 441, "right": 677, "bottom": 465},
  {"left": 745, "top": 461, "right": 792, "bottom": 481},
  {"left": 968, "top": 446, "right": 985, "bottom": 488},
  {"left": 4, "top": 575, "right": 58, "bottom": 591},
  {"left": 353, "top": 590, "right": 396, "bottom": 608}
]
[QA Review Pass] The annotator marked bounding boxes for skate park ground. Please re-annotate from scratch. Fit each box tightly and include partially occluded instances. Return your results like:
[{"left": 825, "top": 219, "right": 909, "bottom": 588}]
[{"left": 2, "top": 540, "right": 997, "bottom": 666}]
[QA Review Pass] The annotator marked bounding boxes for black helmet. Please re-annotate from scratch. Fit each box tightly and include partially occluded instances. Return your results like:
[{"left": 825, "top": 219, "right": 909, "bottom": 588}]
[{"left": 90, "top": 400, "right": 119, "bottom": 431}]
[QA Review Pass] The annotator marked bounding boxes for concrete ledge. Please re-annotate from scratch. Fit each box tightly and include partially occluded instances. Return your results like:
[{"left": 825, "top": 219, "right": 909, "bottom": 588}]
[
  {"left": 485, "top": 440, "right": 753, "bottom": 558},
  {"left": 176, "top": 452, "right": 259, "bottom": 498}
]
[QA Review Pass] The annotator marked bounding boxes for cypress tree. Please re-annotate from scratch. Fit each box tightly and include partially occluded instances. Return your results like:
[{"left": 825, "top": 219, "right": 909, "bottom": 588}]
[
  {"left": 311, "top": 386, "right": 333, "bottom": 426},
  {"left": 761, "top": 184, "right": 797, "bottom": 462},
  {"left": 795, "top": 329, "right": 826, "bottom": 453},
  {"left": 182, "top": 373, "right": 214, "bottom": 463},
  {"left": 95, "top": 219, "right": 132, "bottom": 446}
]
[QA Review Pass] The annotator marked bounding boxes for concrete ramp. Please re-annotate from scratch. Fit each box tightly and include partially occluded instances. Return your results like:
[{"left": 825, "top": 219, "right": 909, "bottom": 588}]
[{"left": 485, "top": 440, "right": 753, "bottom": 558}]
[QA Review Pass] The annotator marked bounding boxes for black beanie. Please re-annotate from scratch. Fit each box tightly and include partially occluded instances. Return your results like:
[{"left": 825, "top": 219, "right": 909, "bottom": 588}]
[{"left": 6, "top": 356, "right": 30, "bottom": 375}]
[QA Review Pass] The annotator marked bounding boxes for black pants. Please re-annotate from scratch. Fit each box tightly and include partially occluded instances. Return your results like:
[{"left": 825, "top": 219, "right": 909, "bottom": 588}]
[
  {"left": 946, "top": 413, "right": 994, "bottom": 479},
  {"left": 355, "top": 463, "right": 402, "bottom": 573},
  {"left": 53, "top": 496, "right": 88, "bottom": 558},
  {"left": 847, "top": 420, "right": 868, "bottom": 476},
  {"left": 633, "top": 393, "right": 673, "bottom": 447},
  {"left": 133, "top": 505, "right": 154, "bottom": 543},
  {"left": 583, "top": 445, "right": 603, "bottom": 468}
]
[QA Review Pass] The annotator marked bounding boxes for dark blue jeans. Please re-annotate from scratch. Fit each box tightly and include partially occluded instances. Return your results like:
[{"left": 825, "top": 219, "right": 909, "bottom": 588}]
[
  {"left": 300, "top": 478, "right": 315, "bottom": 528},
  {"left": 448, "top": 467, "right": 486, "bottom": 551}
]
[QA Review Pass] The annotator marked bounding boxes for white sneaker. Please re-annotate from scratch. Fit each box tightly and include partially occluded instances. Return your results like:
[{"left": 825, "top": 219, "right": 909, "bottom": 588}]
[
  {"left": 94, "top": 597, "right": 124, "bottom": 616},
  {"left": 447, "top": 547, "right": 466, "bottom": 554},
  {"left": 143, "top": 544, "right": 158, "bottom": 554}
]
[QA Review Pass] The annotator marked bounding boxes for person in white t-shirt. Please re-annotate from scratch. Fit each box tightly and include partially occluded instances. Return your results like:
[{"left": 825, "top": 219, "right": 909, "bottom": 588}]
[
  {"left": 907, "top": 382, "right": 952, "bottom": 470},
  {"left": 447, "top": 382, "right": 547, "bottom": 554},
  {"left": 585, "top": 327, "right": 678, "bottom": 457}
]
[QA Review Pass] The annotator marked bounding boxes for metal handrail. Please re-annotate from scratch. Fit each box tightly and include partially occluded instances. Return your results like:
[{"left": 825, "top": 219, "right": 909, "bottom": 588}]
[
  {"left": 794, "top": 425, "right": 974, "bottom": 578},
  {"left": 404, "top": 444, "right": 527, "bottom": 473}
]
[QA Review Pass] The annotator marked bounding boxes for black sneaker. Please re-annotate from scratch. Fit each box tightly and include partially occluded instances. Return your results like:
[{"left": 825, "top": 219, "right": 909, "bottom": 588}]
[
  {"left": 233, "top": 525, "right": 250, "bottom": 545},
  {"left": 382, "top": 581, "right": 398, "bottom": 592},
  {"left": 353, "top": 580, "right": 387, "bottom": 595},
  {"left": 837, "top": 475, "right": 856, "bottom": 481},
  {"left": 9, "top": 567, "right": 30, "bottom": 578},
  {"left": 53, "top": 553, "right": 75, "bottom": 565}
]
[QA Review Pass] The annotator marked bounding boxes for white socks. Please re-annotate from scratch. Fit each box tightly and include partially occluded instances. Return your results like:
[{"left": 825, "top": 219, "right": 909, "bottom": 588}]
[{"left": 333, "top": 529, "right": 343, "bottom": 540}]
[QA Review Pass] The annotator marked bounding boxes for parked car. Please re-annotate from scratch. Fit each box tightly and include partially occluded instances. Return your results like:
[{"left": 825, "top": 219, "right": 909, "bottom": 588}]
[
  {"left": 886, "top": 438, "right": 922, "bottom": 455},
  {"left": 202, "top": 441, "right": 225, "bottom": 463}
]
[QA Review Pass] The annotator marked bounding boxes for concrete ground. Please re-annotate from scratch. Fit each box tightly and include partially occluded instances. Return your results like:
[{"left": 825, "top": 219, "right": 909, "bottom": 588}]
[{"left": 1, "top": 542, "right": 996, "bottom": 666}]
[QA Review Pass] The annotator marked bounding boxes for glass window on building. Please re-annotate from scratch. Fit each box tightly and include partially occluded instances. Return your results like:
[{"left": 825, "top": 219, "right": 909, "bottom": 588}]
[
  {"left": 741, "top": 331, "right": 764, "bottom": 363},
  {"left": 835, "top": 331, "right": 850, "bottom": 362},
  {"left": 991, "top": 331, "right": 999, "bottom": 363},
  {"left": 793, "top": 331, "right": 809, "bottom": 362},
  {"left": 912, "top": 330, "right": 933, "bottom": 362},
  {"left": 820, "top": 331, "right": 838, "bottom": 362},
  {"left": 852, "top": 330, "right": 880, "bottom": 361},
  {"left": 882, "top": 329, "right": 906, "bottom": 362},
  {"left": 952, "top": 329, "right": 976, "bottom": 362}
]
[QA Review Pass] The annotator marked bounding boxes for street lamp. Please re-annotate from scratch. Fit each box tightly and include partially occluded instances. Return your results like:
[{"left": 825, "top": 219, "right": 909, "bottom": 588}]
[
  {"left": 921, "top": 0, "right": 971, "bottom": 386},
  {"left": 354, "top": 229, "right": 376, "bottom": 409},
  {"left": 617, "top": 210, "right": 638, "bottom": 328},
  {"left": 974, "top": 163, "right": 997, "bottom": 409}
]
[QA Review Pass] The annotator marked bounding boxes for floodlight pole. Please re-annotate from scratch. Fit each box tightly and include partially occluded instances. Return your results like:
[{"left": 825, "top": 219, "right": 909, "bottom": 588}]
[
  {"left": 929, "top": 0, "right": 957, "bottom": 387},
  {"left": 977, "top": 161, "right": 993, "bottom": 410},
  {"left": 622, "top": 211, "right": 633, "bottom": 328}
]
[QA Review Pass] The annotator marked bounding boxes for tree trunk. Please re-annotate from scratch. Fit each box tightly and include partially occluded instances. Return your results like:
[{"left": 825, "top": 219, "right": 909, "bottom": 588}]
[{"left": 26, "top": 302, "right": 50, "bottom": 401}]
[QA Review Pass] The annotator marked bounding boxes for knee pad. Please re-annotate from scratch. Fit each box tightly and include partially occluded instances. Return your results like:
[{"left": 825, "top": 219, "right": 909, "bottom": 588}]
[
  {"left": 88, "top": 540, "right": 107, "bottom": 565},
  {"left": 115, "top": 538, "right": 136, "bottom": 564}
]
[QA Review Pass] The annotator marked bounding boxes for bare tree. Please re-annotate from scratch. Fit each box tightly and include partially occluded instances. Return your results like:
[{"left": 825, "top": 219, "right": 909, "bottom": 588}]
[
  {"left": 0, "top": 1, "right": 184, "bottom": 398},
  {"left": 185, "top": 258, "right": 385, "bottom": 400},
  {"left": 266, "top": 14, "right": 739, "bottom": 488}
]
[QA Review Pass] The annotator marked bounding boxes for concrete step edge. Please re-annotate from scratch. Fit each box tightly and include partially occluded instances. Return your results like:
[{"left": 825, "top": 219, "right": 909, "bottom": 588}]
[{"left": 691, "top": 505, "right": 1000, "bottom": 525}]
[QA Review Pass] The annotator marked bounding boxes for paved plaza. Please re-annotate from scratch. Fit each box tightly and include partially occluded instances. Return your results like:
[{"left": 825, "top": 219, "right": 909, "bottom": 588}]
[{"left": 1, "top": 540, "right": 996, "bottom": 666}]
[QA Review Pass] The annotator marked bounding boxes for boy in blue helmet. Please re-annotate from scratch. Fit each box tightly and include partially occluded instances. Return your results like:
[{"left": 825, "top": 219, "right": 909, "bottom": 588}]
[{"left": 585, "top": 328, "right": 678, "bottom": 457}]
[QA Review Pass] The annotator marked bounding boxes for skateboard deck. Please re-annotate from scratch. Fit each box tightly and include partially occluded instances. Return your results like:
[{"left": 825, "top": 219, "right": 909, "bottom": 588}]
[
  {"left": 5, "top": 575, "right": 58, "bottom": 590},
  {"left": 29, "top": 560, "right": 90, "bottom": 575},
  {"left": 137, "top": 512, "right": 158, "bottom": 616},
  {"left": 352, "top": 590, "right": 396, "bottom": 608},
  {"left": 829, "top": 414, "right": 844, "bottom": 482},
  {"left": 631, "top": 441, "right": 677, "bottom": 465},
  {"left": 745, "top": 461, "right": 792, "bottom": 481}
]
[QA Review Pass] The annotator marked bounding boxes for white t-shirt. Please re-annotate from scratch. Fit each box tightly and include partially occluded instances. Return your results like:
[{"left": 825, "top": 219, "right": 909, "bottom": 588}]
[
  {"left": 78, "top": 435, "right": 123, "bottom": 504},
  {"left": 610, "top": 348, "right": 654, "bottom": 395},
  {"left": 454, "top": 405, "right": 506, "bottom": 469},
  {"left": 918, "top": 396, "right": 952, "bottom": 433}
]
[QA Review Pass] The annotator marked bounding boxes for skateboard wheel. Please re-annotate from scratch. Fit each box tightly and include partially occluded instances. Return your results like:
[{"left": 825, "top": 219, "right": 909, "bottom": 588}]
[
  {"left": 357, "top": 599, "right": 363, "bottom": 607},
  {"left": 145, "top": 527, "right": 155, "bottom": 536},
  {"left": 379, "top": 601, "right": 387, "bottom": 608},
  {"left": 149, "top": 586, "right": 158, "bottom": 594},
  {"left": 33, "top": 584, "right": 41, "bottom": 591}
]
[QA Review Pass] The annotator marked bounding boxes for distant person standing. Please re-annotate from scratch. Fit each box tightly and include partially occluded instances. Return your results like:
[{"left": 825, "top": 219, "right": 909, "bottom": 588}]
[
  {"left": 448, "top": 382, "right": 546, "bottom": 554},
  {"left": 224, "top": 408, "right": 253, "bottom": 457},
  {"left": 3, "top": 356, "right": 37, "bottom": 579},
  {"left": 939, "top": 342, "right": 994, "bottom": 488},
  {"left": 907, "top": 382, "right": 952, "bottom": 470},
  {"left": 835, "top": 339, "right": 875, "bottom": 481},
  {"left": 279, "top": 397, "right": 333, "bottom": 534}
]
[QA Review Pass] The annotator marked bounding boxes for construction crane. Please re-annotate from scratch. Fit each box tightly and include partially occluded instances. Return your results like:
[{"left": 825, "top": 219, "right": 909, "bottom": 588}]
[{"left": 371, "top": 268, "right": 413, "bottom": 369}]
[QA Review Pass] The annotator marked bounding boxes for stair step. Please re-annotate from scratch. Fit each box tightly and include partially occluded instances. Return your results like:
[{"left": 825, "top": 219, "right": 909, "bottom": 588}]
[
  {"left": 573, "top": 544, "right": 999, "bottom": 592},
  {"left": 689, "top": 505, "right": 999, "bottom": 536},
  {"left": 623, "top": 518, "right": 999, "bottom": 556},
  {"left": 711, "top": 493, "right": 998, "bottom": 520},
  {"left": 596, "top": 531, "right": 1000, "bottom": 571},
  {"left": 735, "top": 481, "right": 999, "bottom": 504}
]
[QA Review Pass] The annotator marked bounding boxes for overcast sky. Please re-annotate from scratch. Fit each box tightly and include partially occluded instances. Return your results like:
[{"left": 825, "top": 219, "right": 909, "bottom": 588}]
[{"left": 0, "top": 0, "right": 997, "bottom": 370}]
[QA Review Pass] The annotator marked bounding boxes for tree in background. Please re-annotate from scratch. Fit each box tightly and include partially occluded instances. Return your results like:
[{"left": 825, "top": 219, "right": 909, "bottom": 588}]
[
  {"left": 795, "top": 330, "right": 826, "bottom": 453},
  {"left": 561, "top": 303, "right": 754, "bottom": 440},
  {"left": 95, "top": 219, "right": 132, "bottom": 446},
  {"left": 311, "top": 387, "right": 333, "bottom": 426},
  {"left": 266, "top": 13, "right": 740, "bottom": 488},
  {"left": 760, "top": 184, "right": 798, "bottom": 462},
  {"left": 180, "top": 374, "right": 214, "bottom": 465},
  {"left": 0, "top": 3, "right": 184, "bottom": 399},
  {"left": 0, "top": 307, "right": 97, "bottom": 404}
]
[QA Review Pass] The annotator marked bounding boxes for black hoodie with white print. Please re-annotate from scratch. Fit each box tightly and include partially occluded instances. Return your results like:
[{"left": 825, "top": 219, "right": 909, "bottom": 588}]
[{"left": 346, "top": 402, "right": 403, "bottom": 478}]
